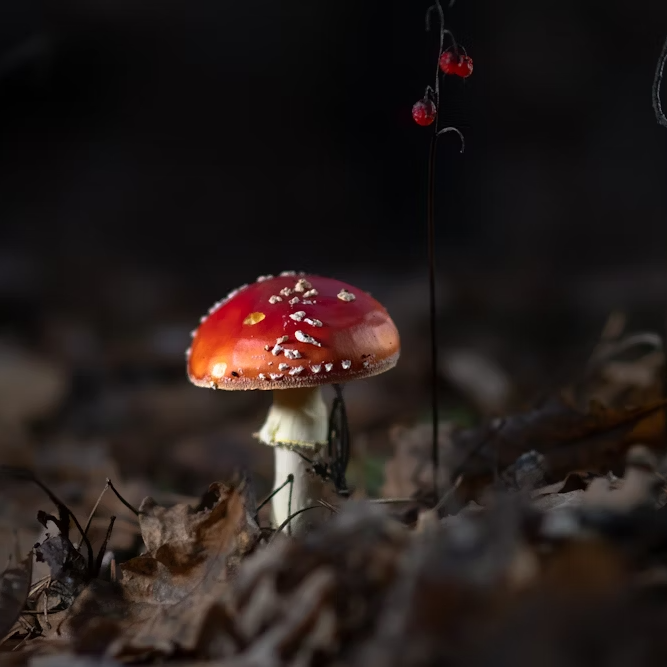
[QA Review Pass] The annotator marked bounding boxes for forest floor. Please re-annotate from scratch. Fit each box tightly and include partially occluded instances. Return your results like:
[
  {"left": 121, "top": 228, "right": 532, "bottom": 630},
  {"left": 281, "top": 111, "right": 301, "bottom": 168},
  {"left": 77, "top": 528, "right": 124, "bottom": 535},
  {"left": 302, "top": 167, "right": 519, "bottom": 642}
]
[{"left": 2, "top": 264, "right": 667, "bottom": 667}]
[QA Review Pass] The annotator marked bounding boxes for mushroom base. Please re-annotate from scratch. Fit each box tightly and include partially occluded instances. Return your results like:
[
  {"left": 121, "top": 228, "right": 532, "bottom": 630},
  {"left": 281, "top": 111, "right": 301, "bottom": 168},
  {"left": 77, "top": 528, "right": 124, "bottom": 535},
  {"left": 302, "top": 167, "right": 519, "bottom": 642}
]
[
  {"left": 256, "top": 386, "right": 328, "bottom": 448},
  {"left": 271, "top": 445, "right": 328, "bottom": 533}
]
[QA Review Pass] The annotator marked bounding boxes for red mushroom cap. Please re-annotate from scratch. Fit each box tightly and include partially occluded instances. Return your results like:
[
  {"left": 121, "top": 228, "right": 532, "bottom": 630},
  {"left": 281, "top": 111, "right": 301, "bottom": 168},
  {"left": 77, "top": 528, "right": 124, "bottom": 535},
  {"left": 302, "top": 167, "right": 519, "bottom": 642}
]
[{"left": 187, "top": 272, "right": 400, "bottom": 390}]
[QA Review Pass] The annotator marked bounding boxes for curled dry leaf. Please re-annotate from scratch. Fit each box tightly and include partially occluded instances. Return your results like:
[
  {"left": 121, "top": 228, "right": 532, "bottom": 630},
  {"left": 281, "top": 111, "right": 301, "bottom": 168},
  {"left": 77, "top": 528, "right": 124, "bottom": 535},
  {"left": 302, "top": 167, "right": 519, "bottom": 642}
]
[{"left": 34, "top": 536, "right": 88, "bottom": 594}]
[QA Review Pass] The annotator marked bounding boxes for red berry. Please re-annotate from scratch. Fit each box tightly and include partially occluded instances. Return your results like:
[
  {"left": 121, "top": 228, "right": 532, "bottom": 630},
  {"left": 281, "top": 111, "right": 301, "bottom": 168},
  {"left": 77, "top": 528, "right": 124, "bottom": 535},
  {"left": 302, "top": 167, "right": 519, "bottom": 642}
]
[
  {"left": 438, "top": 51, "right": 458, "bottom": 75},
  {"left": 439, "top": 50, "right": 474, "bottom": 78},
  {"left": 412, "top": 98, "right": 436, "bottom": 126},
  {"left": 455, "top": 55, "right": 473, "bottom": 78}
]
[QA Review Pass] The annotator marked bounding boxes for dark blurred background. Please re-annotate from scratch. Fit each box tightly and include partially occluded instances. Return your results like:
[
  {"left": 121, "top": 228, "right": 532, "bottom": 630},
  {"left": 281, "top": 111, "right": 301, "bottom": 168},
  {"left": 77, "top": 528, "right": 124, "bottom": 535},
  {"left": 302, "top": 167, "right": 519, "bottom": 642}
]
[{"left": 1, "top": 0, "right": 667, "bottom": 535}]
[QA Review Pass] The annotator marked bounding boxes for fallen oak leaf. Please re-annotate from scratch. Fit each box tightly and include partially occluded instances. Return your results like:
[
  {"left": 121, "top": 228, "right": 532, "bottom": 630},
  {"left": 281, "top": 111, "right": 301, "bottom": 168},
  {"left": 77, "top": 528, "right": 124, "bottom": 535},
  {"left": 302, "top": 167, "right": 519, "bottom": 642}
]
[
  {"left": 61, "top": 478, "right": 260, "bottom": 660},
  {"left": 451, "top": 396, "right": 667, "bottom": 500}
]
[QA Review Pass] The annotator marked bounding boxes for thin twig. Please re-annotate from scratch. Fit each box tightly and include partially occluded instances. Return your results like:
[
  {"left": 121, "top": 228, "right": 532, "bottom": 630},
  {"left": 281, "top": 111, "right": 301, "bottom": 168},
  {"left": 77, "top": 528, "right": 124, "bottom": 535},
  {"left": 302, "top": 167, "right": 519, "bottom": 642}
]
[
  {"left": 106, "top": 478, "right": 139, "bottom": 516},
  {"left": 256, "top": 474, "right": 295, "bottom": 514},
  {"left": 10, "top": 624, "right": 36, "bottom": 652},
  {"left": 42, "top": 587, "right": 49, "bottom": 630},
  {"left": 432, "top": 474, "right": 463, "bottom": 513},
  {"left": 369, "top": 497, "right": 421, "bottom": 504},
  {"left": 653, "top": 33, "right": 667, "bottom": 129},
  {"left": 317, "top": 499, "right": 339, "bottom": 514},
  {"left": 20, "top": 608, "right": 64, "bottom": 617},
  {"left": 450, "top": 418, "right": 506, "bottom": 482},
  {"left": 77, "top": 480, "right": 110, "bottom": 552},
  {"left": 270, "top": 504, "right": 337, "bottom": 542},
  {"left": 28, "top": 575, "right": 50, "bottom": 599}
]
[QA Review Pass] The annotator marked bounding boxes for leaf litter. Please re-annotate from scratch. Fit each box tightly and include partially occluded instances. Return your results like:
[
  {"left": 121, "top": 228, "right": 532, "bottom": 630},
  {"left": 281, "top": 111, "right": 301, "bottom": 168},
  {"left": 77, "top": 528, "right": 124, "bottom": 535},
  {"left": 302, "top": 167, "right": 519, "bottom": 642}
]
[{"left": 4, "top": 330, "right": 667, "bottom": 666}]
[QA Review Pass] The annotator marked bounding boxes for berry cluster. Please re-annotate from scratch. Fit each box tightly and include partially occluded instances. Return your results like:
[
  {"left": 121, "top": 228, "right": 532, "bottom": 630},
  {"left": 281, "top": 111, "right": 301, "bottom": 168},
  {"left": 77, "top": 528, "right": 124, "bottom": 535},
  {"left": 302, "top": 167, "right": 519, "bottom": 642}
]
[
  {"left": 411, "top": 35, "right": 473, "bottom": 128},
  {"left": 438, "top": 50, "right": 473, "bottom": 78}
]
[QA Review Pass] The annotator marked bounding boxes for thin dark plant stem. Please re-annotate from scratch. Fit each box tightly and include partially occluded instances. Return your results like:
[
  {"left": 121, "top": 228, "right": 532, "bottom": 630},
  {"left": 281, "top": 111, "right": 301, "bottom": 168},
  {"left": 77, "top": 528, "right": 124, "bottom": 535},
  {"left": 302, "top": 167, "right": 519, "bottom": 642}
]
[
  {"left": 450, "top": 418, "right": 505, "bottom": 481},
  {"left": 106, "top": 478, "right": 139, "bottom": 516},
  {"left": 287, "top": 472, "right": 293, "bottom": 537},
  {"left": 78, "top": 480, "right": 109, "bottom": 552},
  {"left": 423, "top": 1, "right": 466, "bottom": 502},
  {"left": 327, "top": 383, "right": 350, "bottom": 495},
  {"left": 653, "top": 33, "right": 667, "bottom": 129},
  {"left": 269, "top": 503, "right": 336, "bottom": 542},
  {"left": 426, "top": 0, "right": 451, "bottom": 501},
  {"left": 256, "top": 474, "right": 295, "bottom": 514},
  {"left": 427, "top": 132, "right": 440, "bottom": 500},
  {"left": 430, "top": 1, "right": 445, "bottom": 111},
  {"left": 432, "top": 474, "right": 462, "bottom": 513}
]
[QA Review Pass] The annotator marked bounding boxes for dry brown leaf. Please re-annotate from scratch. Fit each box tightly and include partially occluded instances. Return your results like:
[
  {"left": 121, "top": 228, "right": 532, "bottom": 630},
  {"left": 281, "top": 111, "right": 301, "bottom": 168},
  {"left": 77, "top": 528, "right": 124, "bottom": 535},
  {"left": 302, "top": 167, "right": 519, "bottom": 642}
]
[
  {"left": 452, "top": 396, "right": 667, "bottom": 500},
  {"left": 358, "top": 503, "right": 526, "bottom": 667},
  {"left": 382, "top": 395, "right": 667, "bottom": 506},
  {"left": 230, "top": 504, "right": 408, "bottom": 663},
  {"left": 234, "top": 568, "right": 337, "bottom": 667},
  {"left": 59, "top": 479, "right": 260, "bottom": 660}
]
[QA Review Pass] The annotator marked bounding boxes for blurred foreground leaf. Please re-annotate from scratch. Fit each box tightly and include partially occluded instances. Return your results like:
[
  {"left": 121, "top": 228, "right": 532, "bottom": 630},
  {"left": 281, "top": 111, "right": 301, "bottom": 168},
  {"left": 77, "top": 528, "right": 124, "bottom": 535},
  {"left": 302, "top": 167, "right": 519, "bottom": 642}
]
[{"left": 0, "top": 556, "right": 31, "bottom": 641}]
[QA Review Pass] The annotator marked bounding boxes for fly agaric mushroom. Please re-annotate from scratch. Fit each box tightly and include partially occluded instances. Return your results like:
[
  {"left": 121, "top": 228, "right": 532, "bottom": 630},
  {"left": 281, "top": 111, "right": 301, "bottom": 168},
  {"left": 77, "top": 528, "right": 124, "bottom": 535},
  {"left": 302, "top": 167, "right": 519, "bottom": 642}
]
[{"left": 187, "top": 272, "right": 400, "bottom": 532}]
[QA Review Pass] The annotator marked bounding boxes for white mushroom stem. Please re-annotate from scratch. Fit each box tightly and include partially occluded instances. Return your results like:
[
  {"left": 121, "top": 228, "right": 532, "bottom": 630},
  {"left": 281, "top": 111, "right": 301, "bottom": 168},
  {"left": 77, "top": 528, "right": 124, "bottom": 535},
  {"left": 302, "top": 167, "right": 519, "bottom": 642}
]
[
  {"left": 272, "top": 446, "right": 327, "bottom": 532},
  {"left": 256, "top": 386, "right": 329, "bottom": 533}
]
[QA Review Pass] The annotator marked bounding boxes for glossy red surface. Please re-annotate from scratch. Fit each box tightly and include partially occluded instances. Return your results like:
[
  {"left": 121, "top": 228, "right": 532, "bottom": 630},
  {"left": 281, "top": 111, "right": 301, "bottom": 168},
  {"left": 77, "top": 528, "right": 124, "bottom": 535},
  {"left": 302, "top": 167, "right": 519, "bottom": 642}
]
[
  {"left": 411, "top": 98, "right": 437, "bottom": 127},
  {"left": 187, "top": 273, "right": 400, "bottom": 390}
]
